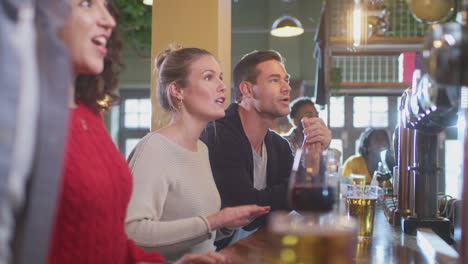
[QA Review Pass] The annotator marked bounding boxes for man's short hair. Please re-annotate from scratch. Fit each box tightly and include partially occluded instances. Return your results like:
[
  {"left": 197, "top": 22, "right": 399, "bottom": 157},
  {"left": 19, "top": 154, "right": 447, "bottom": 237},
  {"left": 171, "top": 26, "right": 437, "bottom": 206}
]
[{"left": 233, "top": 50, "right": 284, "bottom": 102}]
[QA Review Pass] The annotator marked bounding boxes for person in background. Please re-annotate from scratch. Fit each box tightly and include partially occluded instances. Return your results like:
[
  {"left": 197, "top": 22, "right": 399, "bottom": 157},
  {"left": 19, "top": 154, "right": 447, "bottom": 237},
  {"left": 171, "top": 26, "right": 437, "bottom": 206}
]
[
  {"left": 342, "top": 128, "right": 391, "bottom": 184},
  {"left": 200, "top": 50, "right": 332, "bottom": 249},
  {"left": 48, "top": 1, "right": 229, "bottom": 263},
  {"left": 125, "top": 46, "right": 269, "bottom": 262},
  {"left": 1, "top": 1, "right": 71, "bottom": 263},
  {"left": 284, "top": 97, "right": 319, "bottom": 153}
]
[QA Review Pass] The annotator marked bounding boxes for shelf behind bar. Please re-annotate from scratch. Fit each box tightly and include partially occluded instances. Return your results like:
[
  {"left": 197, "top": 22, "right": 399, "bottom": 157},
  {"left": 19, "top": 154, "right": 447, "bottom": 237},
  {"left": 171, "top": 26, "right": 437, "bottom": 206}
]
[
  {"left": 331, "top": 82, "right": 410, "bottom": 95},
  {"left": 329, "top": 37, "right": 424, "bottom": 55},
  {"left": 339, "top": 81, "right": 411, "bottom": 88}
]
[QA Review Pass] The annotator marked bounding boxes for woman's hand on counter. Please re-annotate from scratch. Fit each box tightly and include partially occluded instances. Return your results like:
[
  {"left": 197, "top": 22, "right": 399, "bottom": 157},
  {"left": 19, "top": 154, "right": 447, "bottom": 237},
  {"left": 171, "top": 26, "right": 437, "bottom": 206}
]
[{"left": 207, "top": 205, "right": 271, "bottom": 230}]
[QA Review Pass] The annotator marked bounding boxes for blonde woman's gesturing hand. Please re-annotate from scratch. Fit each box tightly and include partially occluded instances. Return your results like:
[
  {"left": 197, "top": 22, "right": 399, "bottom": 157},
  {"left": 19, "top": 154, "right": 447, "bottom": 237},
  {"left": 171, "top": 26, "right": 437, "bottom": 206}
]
[{"left": 207, "top": 205, "right": 270, "bottom": 230}]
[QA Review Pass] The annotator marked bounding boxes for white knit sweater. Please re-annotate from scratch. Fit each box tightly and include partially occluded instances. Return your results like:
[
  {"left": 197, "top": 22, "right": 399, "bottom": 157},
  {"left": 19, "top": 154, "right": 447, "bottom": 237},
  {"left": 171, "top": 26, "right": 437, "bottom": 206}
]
[{"left": 125, "top": 132, "right": 221, "bottom": 262}]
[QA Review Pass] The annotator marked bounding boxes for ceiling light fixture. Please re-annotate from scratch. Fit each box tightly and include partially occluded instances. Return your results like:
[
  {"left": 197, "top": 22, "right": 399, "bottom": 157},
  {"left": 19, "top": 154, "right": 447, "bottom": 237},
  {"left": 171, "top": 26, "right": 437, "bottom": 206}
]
[
  {"left": 352, "top": 5, "right": 363, "bottom": 47},
  {"left": 271, "top": 15, "right": 304, "bottom": 37},
  {"left": 143, "top": 0, "right": 152, "bottom": 6},
  {"left": 347, "top": 0, "right": 367, "bottom": 49},
  {"left": 407, "top": 0, "right": 456, "bottom": 24},
  {"left": 347, "top": 0, "right": 390, "bottom": 50},
  {"left": 270, "top": 0, "right": 304, "bottom": 38}
]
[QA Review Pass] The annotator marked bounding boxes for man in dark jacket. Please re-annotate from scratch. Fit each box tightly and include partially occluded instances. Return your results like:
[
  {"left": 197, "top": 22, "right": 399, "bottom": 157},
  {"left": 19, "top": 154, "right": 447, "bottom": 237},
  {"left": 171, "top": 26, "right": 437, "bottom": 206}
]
[{"left": 200, "top": 50, "right": 331, "bottom": 248}]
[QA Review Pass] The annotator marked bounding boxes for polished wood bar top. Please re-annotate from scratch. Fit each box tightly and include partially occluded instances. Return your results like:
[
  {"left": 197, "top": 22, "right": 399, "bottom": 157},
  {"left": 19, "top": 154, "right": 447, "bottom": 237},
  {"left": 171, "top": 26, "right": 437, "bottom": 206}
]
[{"left": 219, "top": 205, "right": 459, "bottom": 263}]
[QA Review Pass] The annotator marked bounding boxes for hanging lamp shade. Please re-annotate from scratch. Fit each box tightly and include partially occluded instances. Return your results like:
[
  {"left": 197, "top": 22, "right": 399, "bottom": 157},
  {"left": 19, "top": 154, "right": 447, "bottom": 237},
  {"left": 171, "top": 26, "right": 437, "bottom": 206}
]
[
  {"left": 143, "top": 0, "right": 152, "bottom": 6},
  {"left": 407, "top": 0, "right": 456, "bottom": 23},
  {"left": 270, "top": 15, "right": 304, "bottom": 37}
]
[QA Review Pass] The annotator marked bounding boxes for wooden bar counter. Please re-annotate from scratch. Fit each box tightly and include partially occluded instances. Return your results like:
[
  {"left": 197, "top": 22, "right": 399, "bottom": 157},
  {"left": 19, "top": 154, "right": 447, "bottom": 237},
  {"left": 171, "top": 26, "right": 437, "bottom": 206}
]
[{"left": 219, "top": 205, "right": 459, "bottom": 263}]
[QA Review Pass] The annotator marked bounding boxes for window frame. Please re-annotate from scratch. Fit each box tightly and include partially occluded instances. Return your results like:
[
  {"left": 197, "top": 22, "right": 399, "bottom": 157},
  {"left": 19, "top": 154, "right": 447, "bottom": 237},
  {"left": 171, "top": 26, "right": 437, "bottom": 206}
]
[
  {"left": 328, "top": 93, "right": 399, "bottom": 162},
  {"left": 118, "top": 89, "right": 151, "bottom": 156}
]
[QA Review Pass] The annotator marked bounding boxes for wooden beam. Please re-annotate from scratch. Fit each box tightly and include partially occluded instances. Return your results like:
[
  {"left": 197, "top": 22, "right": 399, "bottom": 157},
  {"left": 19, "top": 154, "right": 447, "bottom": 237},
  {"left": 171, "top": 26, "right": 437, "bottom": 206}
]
[
  {"left": 329, "top": 36, "right": 424, "bottom": 44},
  {"left": 340, "top": 81, "right": 411, "bottom": 88}
]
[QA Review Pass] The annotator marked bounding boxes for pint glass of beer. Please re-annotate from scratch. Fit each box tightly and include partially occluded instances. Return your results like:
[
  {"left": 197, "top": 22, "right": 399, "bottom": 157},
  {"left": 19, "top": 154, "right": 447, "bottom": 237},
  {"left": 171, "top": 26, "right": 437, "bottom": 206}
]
[
  {"left": 350, "top": 174, "right": 367, "bottom": 185},
  {"left": 268, "top": 212, "right": 358, "bottom": 264},
  {"left": 346, "top": 185, "right": 378, "bottom": 240}
]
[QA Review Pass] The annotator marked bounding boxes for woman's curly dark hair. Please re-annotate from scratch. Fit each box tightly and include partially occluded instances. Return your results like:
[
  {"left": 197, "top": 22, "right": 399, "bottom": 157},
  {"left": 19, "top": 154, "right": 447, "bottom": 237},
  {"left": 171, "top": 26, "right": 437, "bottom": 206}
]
[{"left": 75, "top": 1, "right": 124, "bottom": 112}]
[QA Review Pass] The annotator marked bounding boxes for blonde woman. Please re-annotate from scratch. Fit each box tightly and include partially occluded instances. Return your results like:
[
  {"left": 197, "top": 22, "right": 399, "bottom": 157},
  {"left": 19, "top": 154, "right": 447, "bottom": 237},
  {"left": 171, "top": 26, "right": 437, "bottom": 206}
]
[{"left": 126, "top": 46, "right": 269, "bottom": 262}]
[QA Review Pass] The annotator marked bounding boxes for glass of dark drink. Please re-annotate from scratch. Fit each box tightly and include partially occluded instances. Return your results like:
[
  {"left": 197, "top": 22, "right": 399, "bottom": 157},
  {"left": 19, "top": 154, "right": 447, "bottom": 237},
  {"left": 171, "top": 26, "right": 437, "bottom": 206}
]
[{"left": 288, "top": 144, "right": 337, "bottom": 213}]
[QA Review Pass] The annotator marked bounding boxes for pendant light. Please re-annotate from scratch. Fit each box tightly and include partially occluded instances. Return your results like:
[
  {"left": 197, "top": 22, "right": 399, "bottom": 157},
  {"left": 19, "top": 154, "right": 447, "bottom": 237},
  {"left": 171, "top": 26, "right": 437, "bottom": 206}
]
[
  {"left": 347, "top": 0, "right": 367, "bottom": 49},
  {"left": 143, "top": 0, "right": 152, "bottom": 6},
  {"left": 407, "top": 0, "right": 456, "bottom": 24},
  {"left": 270, "top": 0, "right": 304, "bottom": 37},
  {"left": 271, "top": 15, "right": 304, "bottom": 37}
]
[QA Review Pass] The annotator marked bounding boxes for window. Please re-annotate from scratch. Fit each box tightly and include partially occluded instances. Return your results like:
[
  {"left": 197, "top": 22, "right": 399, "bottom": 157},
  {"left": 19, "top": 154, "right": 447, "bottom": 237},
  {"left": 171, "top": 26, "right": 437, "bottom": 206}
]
[
  {"left": 329, "top": 139, "right": 343, "bottom": 163},
  {"left": 118, "top": 89, "right": 151, "bottom": 157},
  {"left": 125, "top": 138, "right": 141, "bottom": 159},
  {"left": 396, "top": 96, "right": 402, "bottom": 126},
  {"left": 330, "top": 96, "right": 345, "bottom": 128},
  {"left": 327, "top": 95, "right": 398, "bottom": 165},
  {"left": 355, "top": 138, "right": 361, "bottom": 155},
  {"left": 318, "top": 96, "right": 345, "bottom": 128},
  {"left": 124, "top": 99, "right": 151, "bottom": 129},
  {"left": 353, "top": 96, "right": 388, "bottom": 127},
  {"left": 445, "top": 140, "right": 462, "bottom": 198}
]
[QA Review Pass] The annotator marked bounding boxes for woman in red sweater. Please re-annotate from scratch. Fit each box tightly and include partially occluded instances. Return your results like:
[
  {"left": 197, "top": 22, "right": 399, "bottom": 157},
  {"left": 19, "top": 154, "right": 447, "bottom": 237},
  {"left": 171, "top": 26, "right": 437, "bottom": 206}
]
[{"left": 47, "top": 0, "right": 229, "bottom": 263}]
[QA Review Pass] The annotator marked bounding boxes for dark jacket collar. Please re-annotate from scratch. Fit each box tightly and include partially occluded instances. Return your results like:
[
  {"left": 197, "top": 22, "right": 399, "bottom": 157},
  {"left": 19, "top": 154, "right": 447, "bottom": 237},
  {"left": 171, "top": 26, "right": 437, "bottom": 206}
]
[
  {"left": 224, "top": 103, "right": 241, "bottom": 124},
  {"left": 224, "top": 103, "right": 275, "bottom": 147}
]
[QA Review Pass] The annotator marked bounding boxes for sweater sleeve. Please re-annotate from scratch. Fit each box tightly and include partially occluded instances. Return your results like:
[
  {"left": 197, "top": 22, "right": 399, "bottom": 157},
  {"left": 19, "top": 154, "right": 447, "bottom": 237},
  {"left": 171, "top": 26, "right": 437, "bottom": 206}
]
[
  {"left": 125, "top": 135, "right": 212, "bottom": 250},
  {"left": 126, "top": 238, "right": 166, "bottom": 263}
]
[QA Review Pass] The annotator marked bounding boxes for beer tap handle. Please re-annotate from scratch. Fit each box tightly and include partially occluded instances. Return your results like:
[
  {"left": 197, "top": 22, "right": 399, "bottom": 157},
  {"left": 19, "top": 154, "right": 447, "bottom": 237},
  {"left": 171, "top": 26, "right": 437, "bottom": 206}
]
[{"left": 407, "top": 165, "right": 418, "bottom": 218}]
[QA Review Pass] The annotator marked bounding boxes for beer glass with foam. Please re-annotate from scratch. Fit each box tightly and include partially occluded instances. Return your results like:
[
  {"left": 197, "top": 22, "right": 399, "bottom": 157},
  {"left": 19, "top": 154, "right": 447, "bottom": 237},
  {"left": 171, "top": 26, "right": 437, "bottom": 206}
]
[
  {"left": 268, "top": 212, "right": 358, "bottom": 264},
  {"left": 346, "top": 184, "right": 378, "bottom": 240}
]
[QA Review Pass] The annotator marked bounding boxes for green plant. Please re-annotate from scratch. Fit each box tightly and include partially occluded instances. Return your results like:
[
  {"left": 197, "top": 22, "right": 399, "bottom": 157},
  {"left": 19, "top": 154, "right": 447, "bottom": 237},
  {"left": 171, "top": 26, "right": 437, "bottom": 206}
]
[
  {"left": 114, "top": 0, "right": 152, "bottom": 58},
  {"left": 329, "top": 67, "right": 342, "bottom": 90}
]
